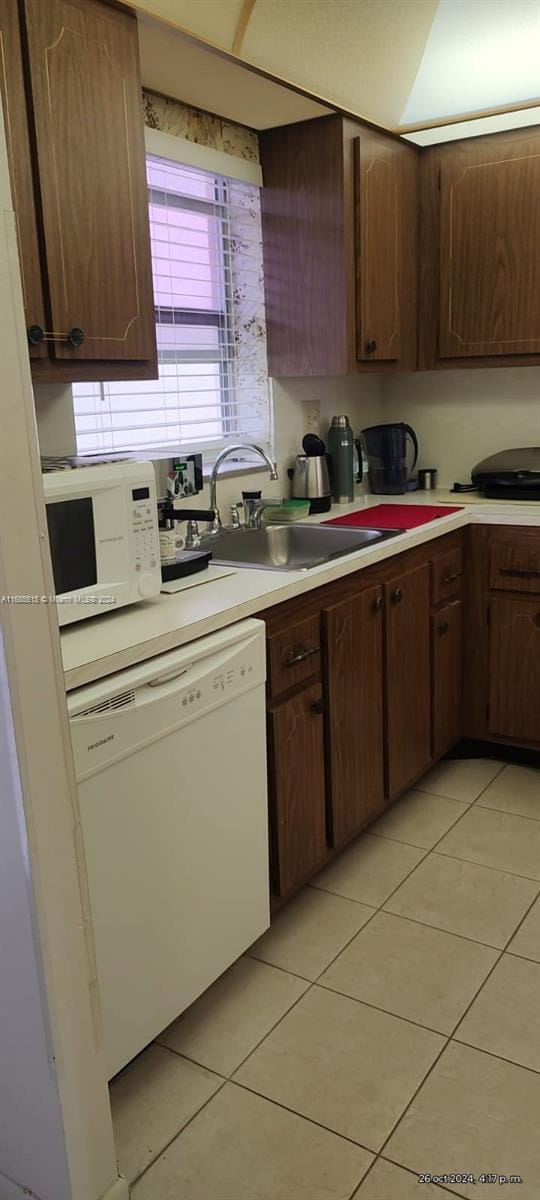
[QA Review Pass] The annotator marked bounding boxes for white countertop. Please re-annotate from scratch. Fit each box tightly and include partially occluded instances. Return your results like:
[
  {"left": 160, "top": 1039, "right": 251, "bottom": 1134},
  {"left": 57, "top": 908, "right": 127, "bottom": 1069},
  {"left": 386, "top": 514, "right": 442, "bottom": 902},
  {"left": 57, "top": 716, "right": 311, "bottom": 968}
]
[{"left": 61, "top": 491, "right": 540, "bottom": 691}]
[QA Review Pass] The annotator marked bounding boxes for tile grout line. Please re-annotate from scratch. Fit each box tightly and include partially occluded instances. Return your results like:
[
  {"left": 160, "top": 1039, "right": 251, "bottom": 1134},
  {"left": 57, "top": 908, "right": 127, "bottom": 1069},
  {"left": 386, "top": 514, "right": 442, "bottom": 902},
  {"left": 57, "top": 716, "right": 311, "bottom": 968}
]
[
  {"left": 131, "top": 761, "right": 536, "bottom": 1194},
  {"left": 231, "top": 1075, "right": 377, "bottom": 1155},
  {"left": 432, "top": 846, "right": 540, "bottom": 885},
  {"left": 374, "top": 881, "right": 540, "bottom": 1175},
  {"left": 377, "top": 1152, "right": 470, "bottom": 1200},
  {"left": 162, "top": 972, "right": 312, "bottom": 1084},
  {"left": 129, "top": 1074, "right": 229, "bottom": 1189}
]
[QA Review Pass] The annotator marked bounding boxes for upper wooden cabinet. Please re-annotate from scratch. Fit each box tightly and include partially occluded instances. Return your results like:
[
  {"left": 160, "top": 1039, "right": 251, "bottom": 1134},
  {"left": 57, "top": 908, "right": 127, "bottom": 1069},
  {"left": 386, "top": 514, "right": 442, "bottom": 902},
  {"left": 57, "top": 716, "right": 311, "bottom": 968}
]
[
  {"left": 0, "top": 0, "right": 46, "bottom": 357},
  {"left": 420, "top": 126, "right": 540, "bottom": 370},
  {"left": 0, "top": 0, "right": 156, "bottom": 382},
  {"left": 260, "top": 114, "right": 419, "bottom": 376}
]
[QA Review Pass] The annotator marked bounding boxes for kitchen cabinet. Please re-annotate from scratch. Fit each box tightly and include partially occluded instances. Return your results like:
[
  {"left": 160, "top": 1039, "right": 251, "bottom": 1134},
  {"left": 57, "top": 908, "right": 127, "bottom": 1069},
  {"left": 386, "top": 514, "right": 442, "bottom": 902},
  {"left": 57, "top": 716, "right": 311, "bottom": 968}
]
[
  {"left": 260, "top": 114, "right": 418, "bottom": 376},
  {"left": 268, "top": 682, "right": 327, "bottom": 899},
  {"left": 420, "top": 127, "right": 540, "bottom": 369},
  {"left": 260, "top": 530, "right": 464, "bottom": 905},
  {"left": 322, "top": 586, "right": 385, "bottom": 848},
  {"left": 384, "top": 562, "right": 432, "bottom": 798},
  {"left": 0, "top": 0, "right": 156, "bottom": 382},
  {"left": 488, "top": 596, "right": 540, "bottom": 744},
  {"left": 432, "top": 599, "right": 463, "bottom": 758},
  {"left": 0, "top": 0, "right": 46, "bottom": 357},
  {"left": 465, "top": 525, "right": 540, "bottom": 747}
]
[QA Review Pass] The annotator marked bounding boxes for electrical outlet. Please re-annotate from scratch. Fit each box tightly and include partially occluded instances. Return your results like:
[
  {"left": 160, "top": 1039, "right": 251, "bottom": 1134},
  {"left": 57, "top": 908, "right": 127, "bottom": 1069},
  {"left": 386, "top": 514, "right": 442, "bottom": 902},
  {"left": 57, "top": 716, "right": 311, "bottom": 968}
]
[{"left": 302, "top": 399, "right": 320, "bottom": 435}]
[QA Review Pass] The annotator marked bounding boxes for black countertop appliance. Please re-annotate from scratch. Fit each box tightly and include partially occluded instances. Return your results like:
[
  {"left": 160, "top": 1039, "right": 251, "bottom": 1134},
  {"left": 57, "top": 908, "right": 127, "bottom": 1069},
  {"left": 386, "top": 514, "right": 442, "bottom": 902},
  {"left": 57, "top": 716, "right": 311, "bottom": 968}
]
[{"left": 471, "top": 448, "right": 540, "bottom": 499}]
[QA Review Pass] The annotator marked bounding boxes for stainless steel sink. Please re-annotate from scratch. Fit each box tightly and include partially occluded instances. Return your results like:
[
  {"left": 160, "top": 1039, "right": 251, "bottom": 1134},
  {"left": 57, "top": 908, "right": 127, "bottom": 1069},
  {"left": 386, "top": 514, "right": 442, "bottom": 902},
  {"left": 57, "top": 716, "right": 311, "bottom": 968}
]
[{"left": 205, "top": 523, "right": 399, "bottom": 571}]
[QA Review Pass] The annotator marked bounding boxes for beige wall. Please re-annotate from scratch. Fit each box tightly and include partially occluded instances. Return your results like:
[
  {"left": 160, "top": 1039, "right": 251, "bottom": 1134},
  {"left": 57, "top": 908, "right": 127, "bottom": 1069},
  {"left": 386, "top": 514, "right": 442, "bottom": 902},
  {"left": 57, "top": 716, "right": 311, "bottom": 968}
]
[{"left": 383, "top": 367, "right": 540, "bottom": 487}]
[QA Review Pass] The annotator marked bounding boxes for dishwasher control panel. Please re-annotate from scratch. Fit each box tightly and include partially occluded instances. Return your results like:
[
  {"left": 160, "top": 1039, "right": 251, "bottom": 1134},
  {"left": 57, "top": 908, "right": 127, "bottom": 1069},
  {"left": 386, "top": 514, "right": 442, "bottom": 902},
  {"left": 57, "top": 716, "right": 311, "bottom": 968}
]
[{"left": 68, "top": 621, "right": 266, "bottom": 781}]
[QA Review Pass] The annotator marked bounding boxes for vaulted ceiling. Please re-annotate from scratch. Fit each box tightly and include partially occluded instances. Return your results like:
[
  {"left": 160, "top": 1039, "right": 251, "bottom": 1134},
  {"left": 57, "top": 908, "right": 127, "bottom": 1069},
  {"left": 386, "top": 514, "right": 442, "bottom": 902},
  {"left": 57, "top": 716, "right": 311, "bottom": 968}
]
[{"left": 131, "top": 0, "right": 540, "bottom": 133}]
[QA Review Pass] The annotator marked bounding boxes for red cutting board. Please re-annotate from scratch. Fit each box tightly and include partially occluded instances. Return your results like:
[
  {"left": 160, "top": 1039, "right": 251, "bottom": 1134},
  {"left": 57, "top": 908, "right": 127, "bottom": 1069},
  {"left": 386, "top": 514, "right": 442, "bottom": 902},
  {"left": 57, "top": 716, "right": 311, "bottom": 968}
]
[{"left": 324, "top": 503, "right": 464, "bottom": 530}]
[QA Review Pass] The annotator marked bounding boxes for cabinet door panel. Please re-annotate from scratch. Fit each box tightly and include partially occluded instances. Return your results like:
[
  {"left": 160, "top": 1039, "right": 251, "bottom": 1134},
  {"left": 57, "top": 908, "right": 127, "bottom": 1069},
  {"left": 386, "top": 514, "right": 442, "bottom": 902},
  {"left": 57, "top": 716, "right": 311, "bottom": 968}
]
[
  {"left": 23, "top": 0, "right": 155, "bottom": 363},
  {"left": 0, "top": 0, "right": 46, "bottom": 354},
  {"left": 432, "top": 600, "right": 463, "bottom": 759},
  {"left": 439, "top": 135, "right": 540, "bottom": 357},
  {"left": 268, "top": 683, "right": 327, "bottom": 899},
  {"left": 489, "top": 597, "right": 540, "bottom": 743},
  {"left": 322, "top": 585, "right": 384, "bottom": 848},
  {"left": 385, "top": 562, "right": 431, "bottom": 798},
  {"left": 355, "top": 132, "right": 401, "bottom": 361}
]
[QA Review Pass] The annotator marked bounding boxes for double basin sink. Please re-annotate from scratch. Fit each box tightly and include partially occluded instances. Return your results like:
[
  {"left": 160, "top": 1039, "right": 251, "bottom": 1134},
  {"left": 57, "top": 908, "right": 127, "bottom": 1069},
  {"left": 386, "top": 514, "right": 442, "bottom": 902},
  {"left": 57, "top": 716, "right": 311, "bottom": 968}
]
[{"left": 206, "top": 522, "right": 399, "bottom": 572}]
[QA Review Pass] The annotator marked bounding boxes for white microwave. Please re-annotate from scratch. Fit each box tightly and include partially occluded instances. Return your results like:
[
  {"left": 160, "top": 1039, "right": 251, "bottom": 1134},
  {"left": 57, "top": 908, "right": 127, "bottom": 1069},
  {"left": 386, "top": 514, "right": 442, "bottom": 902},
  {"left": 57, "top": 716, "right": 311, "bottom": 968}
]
[{"left": 43, "top": 461, "right": 161, "bottom": 626}]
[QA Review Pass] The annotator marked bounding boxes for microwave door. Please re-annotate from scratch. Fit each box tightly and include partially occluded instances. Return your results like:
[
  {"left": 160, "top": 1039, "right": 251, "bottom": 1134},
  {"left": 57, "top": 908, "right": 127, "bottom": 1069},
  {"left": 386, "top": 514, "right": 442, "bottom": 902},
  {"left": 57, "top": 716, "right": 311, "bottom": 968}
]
[{"left": 46, "top": 498, "right": 97, "bottom": 595}]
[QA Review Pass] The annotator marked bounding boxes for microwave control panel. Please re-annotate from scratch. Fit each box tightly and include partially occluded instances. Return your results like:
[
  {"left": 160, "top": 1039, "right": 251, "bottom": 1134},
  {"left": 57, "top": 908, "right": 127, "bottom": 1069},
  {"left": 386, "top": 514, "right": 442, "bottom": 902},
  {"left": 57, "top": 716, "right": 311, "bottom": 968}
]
[{"left": 131, "top": 486, "right": 160, "bottom": 593}]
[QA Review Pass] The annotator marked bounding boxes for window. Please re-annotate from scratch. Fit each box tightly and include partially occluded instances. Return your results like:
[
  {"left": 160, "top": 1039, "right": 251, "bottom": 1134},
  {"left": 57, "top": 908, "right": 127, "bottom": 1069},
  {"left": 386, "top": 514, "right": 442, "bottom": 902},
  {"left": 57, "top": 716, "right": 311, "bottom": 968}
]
[{"left": 72, "top": 154, "right": 271, "bottom": 464}]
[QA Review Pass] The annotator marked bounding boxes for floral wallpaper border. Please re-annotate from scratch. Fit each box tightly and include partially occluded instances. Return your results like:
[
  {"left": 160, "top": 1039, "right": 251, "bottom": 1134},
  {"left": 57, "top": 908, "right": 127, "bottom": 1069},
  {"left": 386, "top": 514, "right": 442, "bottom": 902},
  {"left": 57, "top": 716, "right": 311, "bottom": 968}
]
[{"left": 143, "top": 90, "right": 260, "bottom": 165}]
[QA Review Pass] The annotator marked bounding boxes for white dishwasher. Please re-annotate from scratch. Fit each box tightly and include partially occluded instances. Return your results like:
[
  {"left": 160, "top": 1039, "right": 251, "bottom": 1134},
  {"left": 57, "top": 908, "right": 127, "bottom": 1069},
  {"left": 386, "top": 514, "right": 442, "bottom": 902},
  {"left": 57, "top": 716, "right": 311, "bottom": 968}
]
[{"left": 68, "top": 618, "right": 269, "bottom": 1079}]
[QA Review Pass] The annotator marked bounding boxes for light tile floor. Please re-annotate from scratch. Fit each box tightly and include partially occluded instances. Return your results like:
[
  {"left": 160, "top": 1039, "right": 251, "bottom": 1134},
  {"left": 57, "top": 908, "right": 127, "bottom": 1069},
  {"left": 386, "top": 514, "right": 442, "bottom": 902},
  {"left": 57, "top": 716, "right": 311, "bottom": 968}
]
[{"left": 109, "top": 757, "right": 540, "bottom": 1199}]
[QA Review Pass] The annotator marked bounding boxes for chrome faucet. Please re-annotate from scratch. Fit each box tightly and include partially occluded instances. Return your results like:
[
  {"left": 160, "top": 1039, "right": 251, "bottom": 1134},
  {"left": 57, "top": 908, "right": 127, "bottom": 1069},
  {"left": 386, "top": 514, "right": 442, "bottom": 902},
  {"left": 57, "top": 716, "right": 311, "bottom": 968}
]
[{"left": 208, "top": 444, "right": 278, "bottom": 530}]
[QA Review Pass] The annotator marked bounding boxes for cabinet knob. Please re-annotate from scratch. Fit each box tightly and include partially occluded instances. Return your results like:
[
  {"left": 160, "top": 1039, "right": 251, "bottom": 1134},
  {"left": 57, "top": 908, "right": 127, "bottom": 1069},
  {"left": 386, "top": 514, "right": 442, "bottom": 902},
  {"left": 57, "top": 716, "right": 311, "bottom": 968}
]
[
  {"left": 391, "top": 587, "right": 402, "bottom": 604},
  {"left": 310, "top": 698, "right": 324, "bottom": 716},
  {"left": 437, "top": 619, "right": 449, "bottom": 635},
  {"left": 27, "top": 324, "right": 44, "bottom": 346},
  {"left": 365, "top": 338, "right": 377, "bottom": 353},
  {"left": 67, "top": 326, "right": 85, "bottom": 348},
  {"left": 373, "top": 594, "right": 383, "bottom": 613}
]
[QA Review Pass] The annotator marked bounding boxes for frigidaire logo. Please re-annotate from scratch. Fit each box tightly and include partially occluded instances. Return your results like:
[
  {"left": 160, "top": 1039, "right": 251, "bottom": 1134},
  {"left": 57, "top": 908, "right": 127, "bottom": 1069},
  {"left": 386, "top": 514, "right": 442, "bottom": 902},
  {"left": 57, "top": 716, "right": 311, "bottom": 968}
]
[
  {"left": 99, "top": 535, "right": 124, "bottom": 544},
  {"left": 87, "top": 734, "right": 115, "bottom": 751}
]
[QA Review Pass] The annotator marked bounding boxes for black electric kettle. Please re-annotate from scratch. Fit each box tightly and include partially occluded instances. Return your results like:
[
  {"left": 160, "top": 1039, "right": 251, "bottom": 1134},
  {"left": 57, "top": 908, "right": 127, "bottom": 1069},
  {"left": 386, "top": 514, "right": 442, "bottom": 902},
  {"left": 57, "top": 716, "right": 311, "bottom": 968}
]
[{"left": 361, "top": 423, "right": 419, "bottom": 495}]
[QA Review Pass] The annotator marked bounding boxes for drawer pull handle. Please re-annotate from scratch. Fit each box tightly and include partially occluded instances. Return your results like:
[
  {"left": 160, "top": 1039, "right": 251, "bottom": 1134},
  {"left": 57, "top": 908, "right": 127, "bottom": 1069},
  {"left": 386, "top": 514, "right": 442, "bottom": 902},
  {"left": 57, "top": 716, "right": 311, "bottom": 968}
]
[
  {"left": 437, "top": 620, "right": 449, "bottom": 635},
  {"left": 441, "top": 571, "right": 462, "bottom": 584},
  {"left": 391, "top": 587, "right": 402, "bottom": 604},
  {"left": 285, "top": 646, "right": 319, "bottom": 668},
  {"left": 499, "top": 567, "right": 540, "bottom": 579},
  {"left": 310, "top": 698, "right": 324, "bottom": 716}
]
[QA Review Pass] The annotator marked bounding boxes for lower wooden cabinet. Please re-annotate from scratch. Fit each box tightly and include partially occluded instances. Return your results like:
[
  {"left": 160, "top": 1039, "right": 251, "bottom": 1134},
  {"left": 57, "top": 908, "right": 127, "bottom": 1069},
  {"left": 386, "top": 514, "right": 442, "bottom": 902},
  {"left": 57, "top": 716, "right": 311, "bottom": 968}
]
[
  {"left": 488, "top": 596, "right": 540, "bottom": 743},
  {"left": 384, "top": 562, "right": 432, "bottom": 798},
  {"left": 262, "top": 530, "right": 466, "bottom": 905},
  {"left": 268, "top": 682, "right": 327, "bottom": 898},
  {"left": 322, "top": 585, "right": 385, "bottom": 849},
  {"left": 465, "top": 525, "right": 540, "bottom": 748},
  {"left": 432, "top": 599, "right": 463, "bottom": 757}
]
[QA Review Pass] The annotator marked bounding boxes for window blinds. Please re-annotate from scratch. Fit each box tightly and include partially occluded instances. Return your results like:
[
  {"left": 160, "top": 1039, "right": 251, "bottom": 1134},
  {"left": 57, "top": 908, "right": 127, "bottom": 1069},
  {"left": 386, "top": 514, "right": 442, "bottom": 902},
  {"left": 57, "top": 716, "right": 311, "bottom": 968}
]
[{"left": 72, "top": 154, "right": 271, "bottom": 463}]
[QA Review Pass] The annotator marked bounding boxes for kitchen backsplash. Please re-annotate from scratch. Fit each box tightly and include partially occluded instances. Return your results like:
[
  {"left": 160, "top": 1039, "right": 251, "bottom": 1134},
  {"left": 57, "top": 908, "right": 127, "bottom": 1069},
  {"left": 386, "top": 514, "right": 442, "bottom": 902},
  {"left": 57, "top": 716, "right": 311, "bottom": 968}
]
[{"left": 383, "top": 367, "right": 540, "bottom": 488}]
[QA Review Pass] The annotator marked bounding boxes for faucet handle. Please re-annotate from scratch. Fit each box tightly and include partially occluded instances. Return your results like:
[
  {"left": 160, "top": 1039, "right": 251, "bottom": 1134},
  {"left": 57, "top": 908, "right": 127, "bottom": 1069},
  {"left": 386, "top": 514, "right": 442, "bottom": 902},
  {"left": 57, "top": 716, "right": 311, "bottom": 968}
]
[{"left": 229, "top": 503, "right": 241, "bottom": 529}]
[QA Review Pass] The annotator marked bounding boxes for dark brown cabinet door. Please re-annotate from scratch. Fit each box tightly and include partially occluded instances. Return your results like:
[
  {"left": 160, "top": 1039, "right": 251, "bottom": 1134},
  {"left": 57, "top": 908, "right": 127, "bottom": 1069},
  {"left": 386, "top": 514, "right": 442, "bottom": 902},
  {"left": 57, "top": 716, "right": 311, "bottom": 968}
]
[
  {"left": 23, "top": 0, "right": 156, "bottom": 364},
  {"left": 268, "top": 682, "right": 327, "bottom": 899},
  {"left": 439, "top": 131, "right": 540, "bottom": 358},
  {"left": 489, "top": 596, "right": 540, "bottom": 744},
  {"left": 355, "top": 131, "right": 401, "bottom": 362},
  {"left": 432, "top": 599, "right": 463, "bottom": 759},
  {"left": 0, "top": 0, "right": 46, "bottom": 355},
  {"left": 384, "top": 562, "right": 431, "bottom": 799},
  {"left": 322, "top": 585, "right": 384, "bottom": 848}
]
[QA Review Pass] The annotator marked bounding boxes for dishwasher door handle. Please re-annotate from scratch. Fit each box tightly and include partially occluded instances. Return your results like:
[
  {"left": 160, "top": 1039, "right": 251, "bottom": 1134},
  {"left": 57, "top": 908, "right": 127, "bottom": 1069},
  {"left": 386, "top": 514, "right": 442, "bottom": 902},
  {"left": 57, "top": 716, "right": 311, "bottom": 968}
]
[{"left": 147, "top": 666, "right": 189, "bottom": 688}]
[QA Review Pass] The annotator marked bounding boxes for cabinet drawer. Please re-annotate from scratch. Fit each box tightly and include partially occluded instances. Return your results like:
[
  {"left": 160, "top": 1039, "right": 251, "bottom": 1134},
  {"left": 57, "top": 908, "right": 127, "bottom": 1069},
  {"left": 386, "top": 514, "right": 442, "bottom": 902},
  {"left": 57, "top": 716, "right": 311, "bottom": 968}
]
[
  {"left": 267, "top": 614, "right": 321, "bottom": 698},
  {"left": 490, "top": 541, "right": 540, "bottom": 593},
  {"left": 431, "top": 546, "right": 463, "bottom": 605}
]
